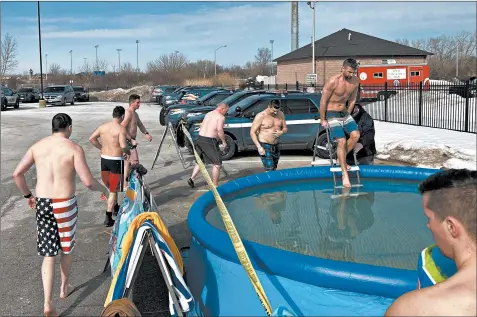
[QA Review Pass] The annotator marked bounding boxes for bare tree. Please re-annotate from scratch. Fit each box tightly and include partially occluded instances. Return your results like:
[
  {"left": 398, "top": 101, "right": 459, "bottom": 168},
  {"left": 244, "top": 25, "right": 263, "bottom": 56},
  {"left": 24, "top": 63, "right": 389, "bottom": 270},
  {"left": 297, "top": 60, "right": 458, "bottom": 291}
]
[
  {"left": 96, "top": 58, "right": 109, "bottom": 72},
  {"left": 147, "top": 51, "right": 188, "bottom": 73},
  {"left": 1, "top": 33, "right": 19, "bottom": 78},
  {"left": 120, "top": 62, "right": 135, "bottom": 73},
  {"left": 254, "top": 48, "right": 272, "bottom": 76},
  {"left": 49, "top": 63, "right": 63, "bottom": 76},
  {"left": 77, "top": 61, "right": 94, "bottom": 87}
]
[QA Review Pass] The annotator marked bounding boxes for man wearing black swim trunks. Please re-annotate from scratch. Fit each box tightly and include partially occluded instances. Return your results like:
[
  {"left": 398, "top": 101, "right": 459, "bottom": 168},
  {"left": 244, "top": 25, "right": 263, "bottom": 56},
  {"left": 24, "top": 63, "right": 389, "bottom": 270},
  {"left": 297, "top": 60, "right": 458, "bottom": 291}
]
[
  {"left": 187, "top": 103, "right": 228, "bottom": 187},
  {"left": 89, "top": 106, "right": 131, "bottom": 226},
  {"left": 250, "top": 100, "right": 288, "bottom": 172}
]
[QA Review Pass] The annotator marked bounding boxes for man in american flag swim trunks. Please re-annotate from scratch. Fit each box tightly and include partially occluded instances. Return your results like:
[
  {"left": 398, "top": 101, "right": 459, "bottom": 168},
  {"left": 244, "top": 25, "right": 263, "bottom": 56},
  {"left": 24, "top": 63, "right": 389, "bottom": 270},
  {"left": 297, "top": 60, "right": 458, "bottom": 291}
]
[{"left": 13, "top": 113, "right": 109, "bottom": 317}]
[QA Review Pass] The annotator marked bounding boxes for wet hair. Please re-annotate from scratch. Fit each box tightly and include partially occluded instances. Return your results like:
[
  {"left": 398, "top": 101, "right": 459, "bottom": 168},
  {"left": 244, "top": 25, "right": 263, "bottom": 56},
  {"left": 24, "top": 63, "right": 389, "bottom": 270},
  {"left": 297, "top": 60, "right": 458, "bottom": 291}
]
[
  {"left": 418, "top": 169, "right": 477, "bottom": 240},
  {"left": 52, "top": 113, "right": 72, "bottom": 133},
  {"left": 112, "top": 106, "right": 125, "bottom": 118},
  {"left": 343, "top": 58, "right": 358, "bottom": 70},
  {"left": 269, "top": 99, "right": 280, "bottom": 109},
  {"left": 128, "top": 94, "right": 140, "bottom": 104}
]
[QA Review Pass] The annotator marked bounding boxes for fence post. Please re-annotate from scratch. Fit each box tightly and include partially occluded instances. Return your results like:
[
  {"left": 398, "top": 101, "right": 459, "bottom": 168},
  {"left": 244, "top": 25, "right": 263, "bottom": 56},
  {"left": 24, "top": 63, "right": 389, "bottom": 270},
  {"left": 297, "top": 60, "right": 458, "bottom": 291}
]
[
  {"left": 296, "top": 81, "right": 299, "bottom": 90},
  {"left": 275, "top": 83, "right": 278, "bottom": 90},
  {"left": 285, "top": 83, "right": 288, "bottom": 90},
  {"left": 384, "top": 82, "right": 388, "bottom": 121},
  {"left": 418, "top": 81, "right": 423, "bottom": 126},
  {"left": 465, "top": 81, "right": 470, "bottom": 132},
  {"left": 260, "top": 81, "right": 264, "bottom": 89}
]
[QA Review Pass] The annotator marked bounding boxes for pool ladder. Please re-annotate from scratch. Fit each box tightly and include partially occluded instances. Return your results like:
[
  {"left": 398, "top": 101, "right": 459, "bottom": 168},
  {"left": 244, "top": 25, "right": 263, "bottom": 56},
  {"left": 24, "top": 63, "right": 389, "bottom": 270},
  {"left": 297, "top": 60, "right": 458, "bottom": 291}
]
[{"left": 322, "top": 126, "right": 364, "bottom": 199}]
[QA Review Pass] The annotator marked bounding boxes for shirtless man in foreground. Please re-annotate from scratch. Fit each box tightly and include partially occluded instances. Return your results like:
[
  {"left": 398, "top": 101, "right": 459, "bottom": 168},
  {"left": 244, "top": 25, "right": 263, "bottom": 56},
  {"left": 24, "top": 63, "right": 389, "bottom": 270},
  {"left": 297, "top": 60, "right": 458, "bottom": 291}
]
[
  {"left": 187, "top": 103, "right": 229, "bottom": 187},
  {"left": 320, "top": 58, "right": 361, "bottom": 187},
  {"left": 250, "top": 99, "right": 288, "bottom": 172},
  {"left": 89, "top": 106, "right": 130, "bottom": 227},
  {"left": 385, "top": 169, "right": 476, "bottom": 316},
  {"left": 121, "top": 94, "right": 152, "bottom": 185},
  {"left": 13, "top": 113, "right": 109, "bottom": 316}
]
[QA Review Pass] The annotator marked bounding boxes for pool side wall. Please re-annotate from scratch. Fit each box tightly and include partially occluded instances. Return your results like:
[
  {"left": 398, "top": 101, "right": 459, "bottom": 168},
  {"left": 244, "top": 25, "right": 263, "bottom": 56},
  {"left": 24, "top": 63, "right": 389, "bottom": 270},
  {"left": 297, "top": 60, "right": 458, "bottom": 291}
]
[{"left": 187, "top": 166, "right": 439, "bottom": 316}]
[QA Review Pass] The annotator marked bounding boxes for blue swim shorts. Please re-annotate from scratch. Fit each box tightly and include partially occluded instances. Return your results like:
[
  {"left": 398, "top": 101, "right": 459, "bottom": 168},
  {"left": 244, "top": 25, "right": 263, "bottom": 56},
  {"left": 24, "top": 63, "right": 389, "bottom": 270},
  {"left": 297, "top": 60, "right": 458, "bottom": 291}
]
[
  {"left": 326, "top": 110, "right": 359, "bottom": 140},
  {"left": 259, "top": 142, "right": 280, "bottom": 172}
]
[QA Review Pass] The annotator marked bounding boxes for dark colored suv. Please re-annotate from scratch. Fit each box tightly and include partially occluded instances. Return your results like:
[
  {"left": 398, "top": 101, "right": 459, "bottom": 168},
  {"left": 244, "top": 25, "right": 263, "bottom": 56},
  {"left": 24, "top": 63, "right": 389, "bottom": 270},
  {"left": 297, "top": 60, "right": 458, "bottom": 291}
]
[{"left": 186, "top": 92, "right": 324, "bottom": 160}]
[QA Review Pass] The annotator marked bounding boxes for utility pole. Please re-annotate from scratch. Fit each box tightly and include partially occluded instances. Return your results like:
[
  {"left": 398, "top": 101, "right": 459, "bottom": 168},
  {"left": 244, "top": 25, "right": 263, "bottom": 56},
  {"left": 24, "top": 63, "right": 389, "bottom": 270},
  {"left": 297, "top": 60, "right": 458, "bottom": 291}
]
[
  {"left": 307, "top": 1, "right": 316, "bottom": 74},
  {"left": 69, "top": 50, "right": 73, "bottom": 75},
  {"left": 136, "top": 40, "right": 140, "bottom": 72},
  {"left": 456, "top": 45, "right": 459, "bottom": 78},
  {"left": 117, "top": 49, "right": 122, "bottom": 72},
  {"left": 214, "top": 45, "right": 227, "bottom": 76},
  {"left": 270, "top": 40, "right": 274, "bottom": 77},
  {"left": 45, "top": 53, "right": 48, "bottom": 80},
  {"left": 94, "top": 44, "right": 99, "bottom": 71}
]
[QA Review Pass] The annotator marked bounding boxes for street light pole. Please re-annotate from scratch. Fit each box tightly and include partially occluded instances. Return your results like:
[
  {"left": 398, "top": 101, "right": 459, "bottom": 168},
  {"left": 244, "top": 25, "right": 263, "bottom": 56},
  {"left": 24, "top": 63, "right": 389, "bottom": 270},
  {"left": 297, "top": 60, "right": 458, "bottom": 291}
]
[
  {"left": 214, "top": 45, "right": 227, "bottom": 76},
  {"left": 270, "top": 40, "right": 274, "bottom": 77},
  {"left": 69, "top": 50, "right": 73, "bottom": 75},
  {"left": 45, "top": 53, "right": 48, "bottom": 80},
  {"left": 94, "top": 44, "right": 99, "bottom": 71},
  {"left": 136, "top": 40, "right": 140, "bottom": 72},
  {"left": 307, "top": 1, "right": 316, "bottom": 74},
  {"left": 117, "top": 49, "right": 122, "bottom": 72},
  {"left": 37, "top": 1, "right": 44, "bottom": 97}
]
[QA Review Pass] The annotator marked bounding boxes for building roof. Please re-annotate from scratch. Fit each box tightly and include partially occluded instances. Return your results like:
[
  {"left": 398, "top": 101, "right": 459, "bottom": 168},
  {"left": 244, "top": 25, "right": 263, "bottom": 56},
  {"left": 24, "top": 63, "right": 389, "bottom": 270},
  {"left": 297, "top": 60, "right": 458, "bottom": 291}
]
[{"left": 274, "top": 28, "right": 434, "bottom": 62}]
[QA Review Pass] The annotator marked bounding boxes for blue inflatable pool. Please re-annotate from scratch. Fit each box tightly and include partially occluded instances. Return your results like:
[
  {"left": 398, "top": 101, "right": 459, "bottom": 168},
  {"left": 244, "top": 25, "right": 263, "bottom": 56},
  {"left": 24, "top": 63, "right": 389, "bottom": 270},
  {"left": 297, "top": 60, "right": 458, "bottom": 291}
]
[{"left": 187, "top": 165, "right": 441, "bottom": 316}]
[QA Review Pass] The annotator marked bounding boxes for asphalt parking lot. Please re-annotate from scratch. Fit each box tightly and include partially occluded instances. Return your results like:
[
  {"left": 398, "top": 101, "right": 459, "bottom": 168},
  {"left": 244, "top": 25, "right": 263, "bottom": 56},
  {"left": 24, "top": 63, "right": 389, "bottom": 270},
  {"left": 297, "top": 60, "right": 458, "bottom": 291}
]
[{"left": 1, "top": 101, "right": 331, "bottom": 316}]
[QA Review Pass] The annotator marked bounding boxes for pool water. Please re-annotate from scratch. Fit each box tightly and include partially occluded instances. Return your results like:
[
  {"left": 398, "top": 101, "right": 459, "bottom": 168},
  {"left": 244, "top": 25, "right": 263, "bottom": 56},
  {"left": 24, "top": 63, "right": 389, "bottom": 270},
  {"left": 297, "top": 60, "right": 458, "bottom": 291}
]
[{"left": 206, "top": 178, "right": 435, "bottom": 271}]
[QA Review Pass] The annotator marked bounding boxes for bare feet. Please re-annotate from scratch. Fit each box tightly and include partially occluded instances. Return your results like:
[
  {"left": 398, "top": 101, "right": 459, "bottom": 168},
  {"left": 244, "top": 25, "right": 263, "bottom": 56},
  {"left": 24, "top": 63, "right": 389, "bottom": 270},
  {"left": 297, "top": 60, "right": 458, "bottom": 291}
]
[
  {"left": 342, "top": 174, "right": 351, "bottom": 188},
  {"left": 60, "top": 284, "right": 76, "bottom": 299},
  {"left": 44, "top": 306, "right": 59, "bottom": 317}
]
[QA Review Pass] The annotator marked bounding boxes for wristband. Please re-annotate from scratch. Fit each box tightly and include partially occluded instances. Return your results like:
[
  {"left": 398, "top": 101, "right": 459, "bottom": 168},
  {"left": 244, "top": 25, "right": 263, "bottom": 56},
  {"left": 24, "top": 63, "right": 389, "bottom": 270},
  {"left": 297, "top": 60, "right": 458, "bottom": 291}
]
[{"left": 24, "top": 193, "right": 32, "bottom": 199}]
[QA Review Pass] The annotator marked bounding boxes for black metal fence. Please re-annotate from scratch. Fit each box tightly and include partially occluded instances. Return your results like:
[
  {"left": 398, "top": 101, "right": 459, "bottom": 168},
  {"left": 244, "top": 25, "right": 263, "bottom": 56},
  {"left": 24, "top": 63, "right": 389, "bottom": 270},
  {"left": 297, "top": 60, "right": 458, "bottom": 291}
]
[
  {"left": 358, "top": 81, "right": 476, "bottom": 134},
  {"left": 258, "top": 81, "right": 476, "bottom": 134}
]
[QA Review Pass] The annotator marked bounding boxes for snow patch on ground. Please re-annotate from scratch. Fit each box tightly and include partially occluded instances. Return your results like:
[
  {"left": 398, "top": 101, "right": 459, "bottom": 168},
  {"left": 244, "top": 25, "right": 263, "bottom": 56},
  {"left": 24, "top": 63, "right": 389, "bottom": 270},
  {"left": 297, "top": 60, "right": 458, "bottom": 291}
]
[
  {"left": 89, "top": 85, "right": 152, "bottom": 102},
  {"left": 374, "top": 121, "right": 476, "bottom": 170}
]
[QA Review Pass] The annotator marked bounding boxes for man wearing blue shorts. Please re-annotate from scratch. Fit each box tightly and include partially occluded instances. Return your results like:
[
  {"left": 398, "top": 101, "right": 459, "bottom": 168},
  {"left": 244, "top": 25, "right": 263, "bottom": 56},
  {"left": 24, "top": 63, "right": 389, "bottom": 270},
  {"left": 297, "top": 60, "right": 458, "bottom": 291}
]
[
  {"left": 319, "top": 58, "right": 361, "bottom": 187},
  {"left": 250, "top": 100, "right": 288, "bottom": 172}
]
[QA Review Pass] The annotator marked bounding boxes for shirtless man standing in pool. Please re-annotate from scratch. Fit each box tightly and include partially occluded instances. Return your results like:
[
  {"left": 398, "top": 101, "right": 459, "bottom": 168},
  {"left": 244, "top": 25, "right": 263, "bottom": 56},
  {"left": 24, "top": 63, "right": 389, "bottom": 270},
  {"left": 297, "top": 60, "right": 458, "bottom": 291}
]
[
  {"left": 13, "top": 113, "right": 109, "bottom": 317},
  {"left": 250, "top": 99, "right": 288, "bottom": 172},
  {"left": 320, "top": 58, "right": 361, "bottom": 187}
]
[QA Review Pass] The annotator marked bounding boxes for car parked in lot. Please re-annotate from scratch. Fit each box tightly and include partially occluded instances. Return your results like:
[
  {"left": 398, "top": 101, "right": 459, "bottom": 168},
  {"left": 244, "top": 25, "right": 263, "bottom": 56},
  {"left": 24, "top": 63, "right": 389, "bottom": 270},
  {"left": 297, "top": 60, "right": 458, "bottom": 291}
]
[
  {"left": 448, "top": 77, "right": 477, "bottom": 98},
  {"left": 18, "top": 87, "right": 40, "bottom": 103},
  {"left": 163, "top": 87, "right": 224, "bottom": 107},
  {"left": 150, "top": 85, "right": 179, "bottom": 103},
  {"left": 73, "top": 86, "right": 89, "bottom": 101},
  {"left": 158, "top": 86, "right": 202, "bottom": 105},
  {"left": 43, "top": 85, "right": 76, "bottom": 106},
  {"left": 1, "top": 86, "right": 20, "bottom": 110},
  {"left": 183, "top": 92, "right": 324, "bottom": 160},
  {"left": 164, "top": 90, "right": 237, "bottom": 127}
]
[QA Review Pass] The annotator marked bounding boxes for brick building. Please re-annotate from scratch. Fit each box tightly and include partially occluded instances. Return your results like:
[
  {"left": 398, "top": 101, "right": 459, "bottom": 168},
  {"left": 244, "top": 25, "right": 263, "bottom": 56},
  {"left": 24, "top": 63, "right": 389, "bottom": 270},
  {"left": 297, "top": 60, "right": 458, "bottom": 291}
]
[{"left": 274, "top": 28, "right": 433, "bottom": 86}]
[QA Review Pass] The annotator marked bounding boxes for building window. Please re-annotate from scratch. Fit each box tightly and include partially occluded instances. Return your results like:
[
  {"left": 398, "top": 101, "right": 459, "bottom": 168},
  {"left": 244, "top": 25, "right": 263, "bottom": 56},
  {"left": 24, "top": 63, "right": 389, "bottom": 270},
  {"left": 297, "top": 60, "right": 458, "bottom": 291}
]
[
  {"left": 411, "top": 71, "right": 421, "bottom": 77},
  {"left": 373, "top": 72, "right": 383, "bottom": 78}
]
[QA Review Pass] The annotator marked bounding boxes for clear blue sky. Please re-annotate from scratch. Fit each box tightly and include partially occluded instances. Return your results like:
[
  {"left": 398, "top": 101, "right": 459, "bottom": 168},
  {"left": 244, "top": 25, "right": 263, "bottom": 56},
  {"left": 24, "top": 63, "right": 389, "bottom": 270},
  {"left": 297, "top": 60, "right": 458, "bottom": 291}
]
[{"left": 1, "top": 1, "right": 476, "bottom": 74}]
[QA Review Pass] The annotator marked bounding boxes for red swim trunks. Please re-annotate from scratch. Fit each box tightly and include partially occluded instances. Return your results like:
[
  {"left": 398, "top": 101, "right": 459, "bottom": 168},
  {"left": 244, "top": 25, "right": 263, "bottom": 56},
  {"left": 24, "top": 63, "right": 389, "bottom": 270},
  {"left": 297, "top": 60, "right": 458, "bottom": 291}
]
[{"left": 100, "top": 155, "right": 125, "bottom": 192}]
